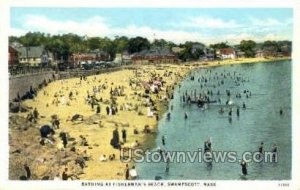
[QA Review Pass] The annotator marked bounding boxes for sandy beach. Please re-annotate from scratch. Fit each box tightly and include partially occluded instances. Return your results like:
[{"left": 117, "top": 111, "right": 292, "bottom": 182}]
[
  {"left": 9, "top": 64, "right": 194, "bottom": 180},
  {"left": 8, "top": 56, "right": 290, "bottom": 180}
]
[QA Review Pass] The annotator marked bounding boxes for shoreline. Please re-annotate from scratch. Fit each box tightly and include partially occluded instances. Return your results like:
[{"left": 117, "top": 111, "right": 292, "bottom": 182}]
[
  {"left": 195, "top": 56, "right": 291, "bottom": 68},
  {"left": 8, "top": 56, "right": 290, "bottom": 180}
]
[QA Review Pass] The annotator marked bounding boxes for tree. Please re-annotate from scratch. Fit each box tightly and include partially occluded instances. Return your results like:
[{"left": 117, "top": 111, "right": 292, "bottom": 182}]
[
  {"left": 9, "top": 32, "right": 292, "bottom": 63},
  {"left": 99, "top": 37, "right": 115, "bottom": 60},
  {"left": 239, "top": 40, "right": 256, "bottom": 57},
  {"left": 87, "top": 37, "right": 101, "bottom": 50},
  {"left": 113, "top": 36, "right": 129, "bottom": 53},
  {"left": 152, "top": 39, "right": 177, "bottom": 50},
  {"left": 262, "top": 40, "right": 279, "bottom": 52},
  {"left": 178, "top": 42, "right": 206, "bottom": 61},
  {"left": 128, "top": 37, "right": 150, "bottom": 53},
  {"left": 209, "top": 42, "right": 230, "bottom": 49}
]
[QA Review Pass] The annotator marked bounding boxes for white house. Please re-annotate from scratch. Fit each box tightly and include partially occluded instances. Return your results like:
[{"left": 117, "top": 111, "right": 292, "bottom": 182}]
[{"left": 216, "top": 48, "right": 236, "bottom": 59}]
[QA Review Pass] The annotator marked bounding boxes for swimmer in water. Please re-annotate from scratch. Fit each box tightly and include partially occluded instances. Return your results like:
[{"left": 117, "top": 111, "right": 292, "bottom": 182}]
[
  {"left": 162, "top": 135, "right": 165, "bottom": 146},
  {"left": 204, "top": 139, "right": 212, "bottom": 153},
  {"left": 272, "top": 143, "right": 278, "bottom": 162},
  {"left": 165, "top": 156, "right": 170, "bottom": 173},
  {"left": 240, "top": 160, "right": 248, "bottom": 175},
  {"left": 167, "top": 112, "right": 171, "bottom": 120},
  {"left": 184, "top": 112, "right": 188, "bottom": 119},
  {"left": 279, "top": 108, "right": 283, "bottom": 115},
  {"left": 228, "top": 108, "right": 232, "bottom": 117},
  {"left": 258, "top": 142, "right": 264, "bottom": 158},
  {"left": 219, "top": 107, "right": 224, "bottom": 114},
  {"left": 242, "top": 102, "right": 246, "bottom": 109}
]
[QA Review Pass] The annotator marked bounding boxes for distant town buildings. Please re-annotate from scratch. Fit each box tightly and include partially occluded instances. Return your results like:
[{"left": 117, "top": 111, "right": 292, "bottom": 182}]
[
  {"left": 69, "top": 49, "right": 109, "bottom": 67},
  {"left": 131, "top": 48, "right": 178, "bottom": 64},
  {"left": 15, "top": 46, "right": 53, "bottom": 67},
  {"left": 8, "top": 46, "right": 19, "bottom": 66},
  {"left": 216, "top": 48, "right": 236, "bottom": 60},
  {"left": 8, "top": 40, "right": 292, "bottom": 69},
  {"left": 121, "top": 51, "right": 132, "bottom": 64},
  {"left": 171, "top": 47, "right": 185, "bottom": 54},
  {"left": 200, "top": 48, "right": 215, "bottom": 61},
  {"left": 236, "top": 51, "right": 246, "bottom": 58}
]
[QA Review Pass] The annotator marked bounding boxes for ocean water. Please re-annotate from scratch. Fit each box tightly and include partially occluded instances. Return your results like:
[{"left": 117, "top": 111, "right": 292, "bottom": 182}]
[{"left": 137, "top": 60, "right": 292, "bottom": 180}]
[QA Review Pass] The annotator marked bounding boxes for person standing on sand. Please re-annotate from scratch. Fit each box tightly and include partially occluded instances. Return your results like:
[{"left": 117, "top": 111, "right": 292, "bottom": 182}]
[
  {"left": 110, "top": 127, "right": 120, "bottom": 149},
  {"left": 19, "top": 164, "right": 31, "bottom": 180},
  {"left": 60, "top": 131, "right": 68, "bottom": 149},
  {"left": 33, "top": 108, "right": 39, "bottom": 120},
  {"left": 125, "top": 164, "right": 130, "bottom": 180},
  {"left": 106, "top": 106, "right": 110, "bottom": 115},
  {"left": 96, "top": 105, "right": 101, "bottom": 114},
  {"left": 122, "top": 128, "right": 127, "bottom": 143},
  {"left": 24, "top": 164, "right": 31, "bottom": 179},
  {"left": 62, "top": 168, "right": 73, "bottom": 180},
  {"left": 130, "top": 166, "right": 138, "bottom": 180}
]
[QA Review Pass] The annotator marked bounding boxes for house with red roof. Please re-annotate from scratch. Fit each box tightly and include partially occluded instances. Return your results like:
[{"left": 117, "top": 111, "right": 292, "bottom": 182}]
[{"left": 216, "top": 48, "right": 236, "bottom": 59}]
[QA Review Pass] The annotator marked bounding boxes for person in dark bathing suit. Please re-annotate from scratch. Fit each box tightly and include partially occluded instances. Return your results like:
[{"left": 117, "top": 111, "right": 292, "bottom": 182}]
[
  {"left": 60, "top": 132, "right": 68, "bottom": 148},
  {"left": 125, "top": 164, "right": 130, "bottom": 180},
  {"left": 96, "top": 105, "right": 101, "bottom": 114},
  {"left": 272, "top": 144, "right": 278, "bottom": 162},
  {"left": 62, "top": 168, "right": 72, "bottom": 180},
  {"left": 184, "top": 112, "right": 188, "bottom": 119},
  {"left": 122, "top": 128, "right": 127, "bottom": 143},
  {"left": 240, "top": 160, "right": 248, "bottom": 175},
  {"left": 258, "top": 142, "right": 264, "bottom": 159},
  {"left": 242, "top": 102, "right": 246, "bottom": 109}
]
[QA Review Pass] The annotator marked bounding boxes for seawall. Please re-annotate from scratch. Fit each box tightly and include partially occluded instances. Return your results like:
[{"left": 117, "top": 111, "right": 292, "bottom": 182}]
[
  {"left": 9, "top": 66, "right": 136, "bottom": 102},
  {"left": 9, "top": 72, "right": 56, "bottom": 102}
]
